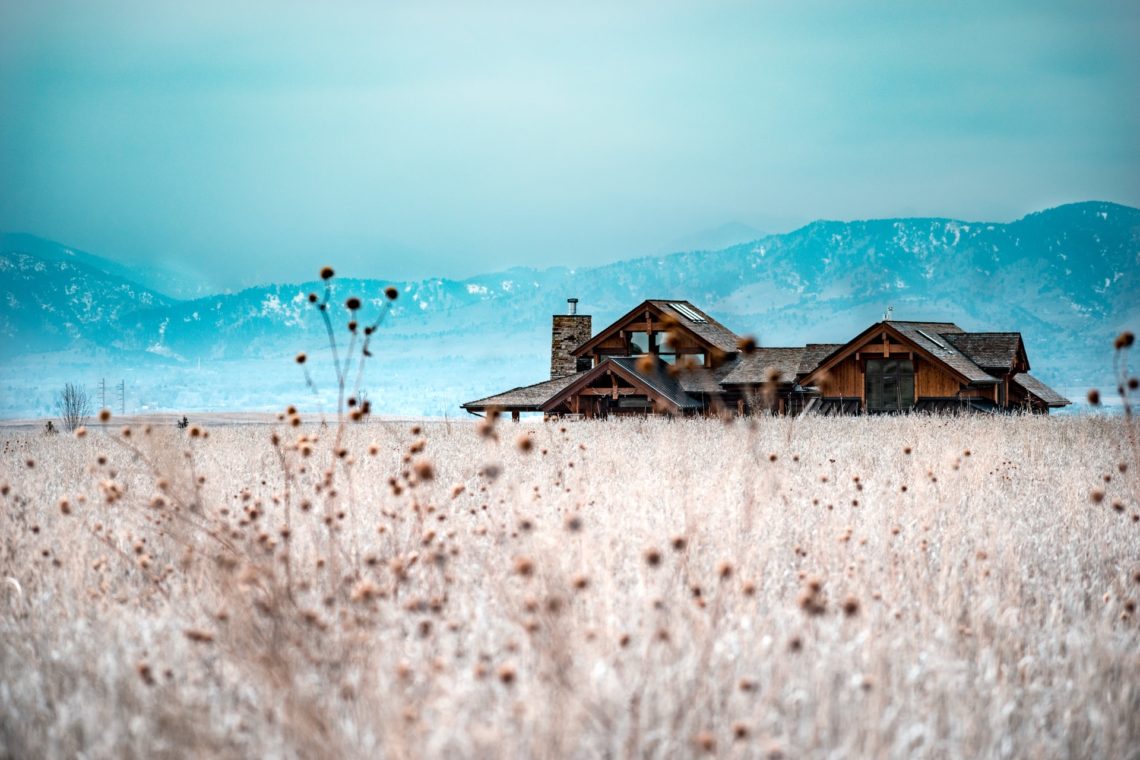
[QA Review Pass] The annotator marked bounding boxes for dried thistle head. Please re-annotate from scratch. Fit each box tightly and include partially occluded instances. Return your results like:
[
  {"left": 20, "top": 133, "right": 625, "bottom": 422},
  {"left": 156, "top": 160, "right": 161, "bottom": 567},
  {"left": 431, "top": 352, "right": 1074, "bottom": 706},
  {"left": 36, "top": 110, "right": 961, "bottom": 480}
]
[
  {"left": 320, "top": 266, "right": 335, "bottom": 280},
  {"left": 1087, "top": 389, "right": 1100, "bottom": 406},
  {"left": 737, "top": 335, "right": 757, "bottom": 354},
  {"left": 384, "top": 286, "right": 399, "bottom": 300},
  {"left": 1114, "top": 331, "right": 1135, "bottom": 350},
  {"left": 513, "top": 556, "right": 535, "bottom": 578},
  {"left": 693, "top": 732, "right": 716, "bottom": 753}
]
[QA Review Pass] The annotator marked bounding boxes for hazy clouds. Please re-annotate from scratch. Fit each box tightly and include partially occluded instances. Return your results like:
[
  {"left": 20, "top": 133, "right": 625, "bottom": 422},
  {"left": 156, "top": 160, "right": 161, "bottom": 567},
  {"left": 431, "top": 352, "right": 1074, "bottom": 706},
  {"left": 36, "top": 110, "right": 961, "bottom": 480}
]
[{"left": 1, "top": 0, "right": 1137, "bottom": 287}]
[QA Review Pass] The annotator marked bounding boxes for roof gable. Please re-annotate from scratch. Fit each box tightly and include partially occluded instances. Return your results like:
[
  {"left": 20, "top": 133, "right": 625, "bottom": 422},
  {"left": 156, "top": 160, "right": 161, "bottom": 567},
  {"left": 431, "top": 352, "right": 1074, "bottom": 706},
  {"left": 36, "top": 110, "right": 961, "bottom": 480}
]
[
  {"left": 540, "top": 356, "right": 702, "bottom": 412},
  {"left": 571, "top": 300, "right": 740, "bottom": 357},
  {"left": 799, "top": 321, "right": 998, "bottom": 387}
]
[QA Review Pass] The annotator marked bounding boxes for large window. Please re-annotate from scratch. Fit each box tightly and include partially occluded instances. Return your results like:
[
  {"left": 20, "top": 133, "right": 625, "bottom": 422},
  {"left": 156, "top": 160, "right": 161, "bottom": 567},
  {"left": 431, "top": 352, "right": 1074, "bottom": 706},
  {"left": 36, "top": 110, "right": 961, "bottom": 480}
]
[
  {"left": 625, "top": 331, "right": 705, "bottom": 366},
  {"left": 865, "top": 359, "right": 915, "bottom": 411},
  {"left": 627, "top": 331, "right": 652, "bottom": 355}
]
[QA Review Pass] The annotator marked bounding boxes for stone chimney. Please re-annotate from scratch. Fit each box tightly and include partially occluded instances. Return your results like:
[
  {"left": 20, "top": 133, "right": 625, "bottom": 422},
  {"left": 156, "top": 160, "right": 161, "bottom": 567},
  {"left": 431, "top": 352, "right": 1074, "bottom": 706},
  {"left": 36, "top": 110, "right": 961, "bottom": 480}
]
[{"left": 551, "top": 298, "right": 592, "bottom": 379}]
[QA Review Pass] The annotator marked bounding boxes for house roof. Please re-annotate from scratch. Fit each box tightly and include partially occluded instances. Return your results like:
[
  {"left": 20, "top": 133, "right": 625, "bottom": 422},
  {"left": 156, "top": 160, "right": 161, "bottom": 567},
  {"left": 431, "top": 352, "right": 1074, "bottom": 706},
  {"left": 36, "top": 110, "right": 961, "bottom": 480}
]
[
  {"left": 539, "top": 356, "right": 703, "bottom": 412},
  {"left": 885, "top": 321, "right": 997, "bottom": 385},
  {"left": 801, "top": 321, "right": 997, "bottom": 387},
  {"left": 942, "top": 332, "right": 1024, "bottom": 372},
  {"left": 1012, "top": 373, "right": 1070, "bottom": 407},
  {"left": 798, "top": 344, "right": 845, "bottom": 376},
  {"left": 674, "top": 357, "right": 744, "bottom": 394},
  {"left": 604, "top": 357, "right": 704, "bottom": 409},
  {"left": 646, "top": 300, "right": 741, "bottom": 353},
  {"left": 571, "top": 299, "right": 741, "bottom": 357},
  {"left": 720, "top": 347, "right": 806, "bottom": 385},
  {"left": 462, "top": 371, "right": 588, "bottom": 411}
]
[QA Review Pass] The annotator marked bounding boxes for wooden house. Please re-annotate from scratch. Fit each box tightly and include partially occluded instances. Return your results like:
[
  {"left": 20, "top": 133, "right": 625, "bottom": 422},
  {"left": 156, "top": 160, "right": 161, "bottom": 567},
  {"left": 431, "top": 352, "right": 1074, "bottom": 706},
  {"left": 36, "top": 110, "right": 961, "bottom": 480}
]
[{"left": 461, "top": 299, "right": 1070, "bottom": 418}]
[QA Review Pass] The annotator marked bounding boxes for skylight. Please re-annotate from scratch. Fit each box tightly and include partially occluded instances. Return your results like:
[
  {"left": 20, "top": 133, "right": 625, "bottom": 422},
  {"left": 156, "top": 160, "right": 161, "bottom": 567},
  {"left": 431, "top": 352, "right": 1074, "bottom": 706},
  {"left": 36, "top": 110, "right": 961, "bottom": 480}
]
[
  {"left": 915, "top": 329, "right": 947, "bottom": 350},
  {"left": 670, "top": 303, "right": 707, "bottom": 323}
]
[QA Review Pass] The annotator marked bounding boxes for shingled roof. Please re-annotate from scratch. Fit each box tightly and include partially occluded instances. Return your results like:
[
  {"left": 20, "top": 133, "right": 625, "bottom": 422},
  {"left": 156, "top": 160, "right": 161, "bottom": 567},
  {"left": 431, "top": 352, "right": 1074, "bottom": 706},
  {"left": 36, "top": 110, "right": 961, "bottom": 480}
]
[
  {"left": 462, "top": 371, "right": 588, "bottom": 411},
  {"left": 647, "top": 300, "right": 741, "bottom": 353},
  {"left": 943, "top": 332, "right": 1023, "bottom": 371},
  {"left": 1013, "top": 373, "right": 1070, "bottom": 407},
  {"left": 604, "top": 357, "right": 703, "bottom": 410},
  {"left": 798, "top": 343, "right": 844, "bottom": 376},
  {"left": 720, "top": 348, "right": 806, "bottom": 385},
  {"left": 674, "top": 357, "right": 744, "bottom": 394},
  {"left": 887, "top": 321, "right": 997, "bottom": 385}
]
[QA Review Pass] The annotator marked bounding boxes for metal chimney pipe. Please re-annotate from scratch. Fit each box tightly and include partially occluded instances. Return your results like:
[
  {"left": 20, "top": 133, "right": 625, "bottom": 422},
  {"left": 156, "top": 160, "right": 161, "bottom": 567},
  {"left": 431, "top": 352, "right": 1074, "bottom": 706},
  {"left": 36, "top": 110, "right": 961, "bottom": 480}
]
[{"left": 567, "top": 297, "right": 579, "bottom": 315}]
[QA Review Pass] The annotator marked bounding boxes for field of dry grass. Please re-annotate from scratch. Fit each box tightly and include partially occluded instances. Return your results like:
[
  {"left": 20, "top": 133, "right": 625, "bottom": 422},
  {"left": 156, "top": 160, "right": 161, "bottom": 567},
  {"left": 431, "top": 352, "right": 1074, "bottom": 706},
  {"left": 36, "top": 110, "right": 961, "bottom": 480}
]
[{"left": 1, "top": 414, "right": 1138, "bottom": 759}]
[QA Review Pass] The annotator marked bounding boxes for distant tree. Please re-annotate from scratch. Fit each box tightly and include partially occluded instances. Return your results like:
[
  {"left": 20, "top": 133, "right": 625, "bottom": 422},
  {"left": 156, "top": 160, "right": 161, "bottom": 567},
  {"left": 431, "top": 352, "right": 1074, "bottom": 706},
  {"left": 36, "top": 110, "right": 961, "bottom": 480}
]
[
  {"left": 176, "top": 415, "right": 189, "bottom": 430},
  {"left": 44, "top": 420, "right": 57, "bottom": 435},
  {"left": 56, "top": 383, "right": 91, "bottom": 432}
]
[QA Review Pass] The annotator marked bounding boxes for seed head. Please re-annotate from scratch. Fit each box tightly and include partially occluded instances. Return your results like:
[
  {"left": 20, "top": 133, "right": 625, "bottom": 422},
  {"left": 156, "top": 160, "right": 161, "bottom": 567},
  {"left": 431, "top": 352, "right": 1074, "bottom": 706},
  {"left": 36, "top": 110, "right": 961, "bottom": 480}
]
[
  {"left": 99, "top": 408, "right": 111, "bottom": 422},
  {"left": 1087, "top": 389, "right": 1100, "bottom": 406},
  {"left": 516, "top": 434, "right": 533, "bottom": 452},
  {"left": 694, "top": 732, "right": 716, "bottom": 753},
  {"left": 841, "top": 595, "right": 860, "bottom": 617},
  {"left": 413, "top": 460, "right": 434, "bottom": 481},
  {"left": 670, "top": 535, "right": 687, "bottom": 551},
  {"left": 320, "top": 266, "right": 335, "bottom": 280},
  {"left": 1089, "top": 488, "right": 1105, "bottom": 504},
  {"left": 497, "top": 664, "right": 516, "bottom": 684},
  {"left": 737, "top": 335, "right": 757, "bottom": 354},
  {"left": 513, "top": 556, "right": 535, "bottom": 577},
  {"left": 564, "top": 514, "right": 583, "bottom": 532},
  {"left": 345, "top": 296, "right": 361, "bottom": 310},
  {"left": 308, "top": 292, "right": 318, "bottom": 303},
  {"left": 643, "top": 547, "right": 662, "bottom": 567},
  {"left": 1114, "top": 331, "right": 1135, "bottom": 350},
  {"left": 716, "top": 560, "right": 734, "bottom": 580},
  {"left": 385, "top": 286, "right": 399, "bottom": 300}
]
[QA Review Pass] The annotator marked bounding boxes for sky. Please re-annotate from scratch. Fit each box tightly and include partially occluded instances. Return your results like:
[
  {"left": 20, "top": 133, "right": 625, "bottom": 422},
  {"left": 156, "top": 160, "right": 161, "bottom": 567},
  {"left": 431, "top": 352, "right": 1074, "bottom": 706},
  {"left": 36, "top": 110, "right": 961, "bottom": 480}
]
[{"left": 1, "top": 0, "right": 1138, "bottom": 289}]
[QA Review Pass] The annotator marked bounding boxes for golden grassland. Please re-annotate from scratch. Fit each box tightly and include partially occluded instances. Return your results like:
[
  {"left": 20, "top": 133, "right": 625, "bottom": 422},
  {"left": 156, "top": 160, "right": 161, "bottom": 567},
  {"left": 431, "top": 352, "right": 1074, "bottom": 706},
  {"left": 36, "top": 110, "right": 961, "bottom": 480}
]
[{"left": 1, "top": 414, "right": 1137, "bottom": 759}]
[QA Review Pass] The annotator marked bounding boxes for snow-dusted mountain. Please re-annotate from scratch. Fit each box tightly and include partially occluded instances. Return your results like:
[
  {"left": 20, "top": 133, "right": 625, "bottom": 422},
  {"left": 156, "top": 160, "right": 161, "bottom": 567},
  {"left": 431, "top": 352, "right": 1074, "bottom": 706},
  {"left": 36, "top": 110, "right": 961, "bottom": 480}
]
[{"left": 1, "top": 201, "right": 1136, "bottom": 417}]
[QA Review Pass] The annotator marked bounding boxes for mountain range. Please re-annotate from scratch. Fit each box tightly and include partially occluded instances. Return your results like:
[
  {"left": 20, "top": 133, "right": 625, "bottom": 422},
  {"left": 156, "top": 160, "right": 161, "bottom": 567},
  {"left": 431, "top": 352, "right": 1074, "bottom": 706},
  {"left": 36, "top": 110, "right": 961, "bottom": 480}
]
[{"left": 1, "top": 201, "right": 1137, "bottom": 418}]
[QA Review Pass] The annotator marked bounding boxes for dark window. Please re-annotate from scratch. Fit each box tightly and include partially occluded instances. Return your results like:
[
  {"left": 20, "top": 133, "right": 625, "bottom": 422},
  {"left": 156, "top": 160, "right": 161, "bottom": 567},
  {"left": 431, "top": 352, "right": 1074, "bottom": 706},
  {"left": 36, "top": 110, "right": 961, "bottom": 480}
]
[
  {"left": 576, "top": 357, "right": 593, "bottom": 372},
  {"left": 865, "top": 359, "right": 915, "bottom": 411}
]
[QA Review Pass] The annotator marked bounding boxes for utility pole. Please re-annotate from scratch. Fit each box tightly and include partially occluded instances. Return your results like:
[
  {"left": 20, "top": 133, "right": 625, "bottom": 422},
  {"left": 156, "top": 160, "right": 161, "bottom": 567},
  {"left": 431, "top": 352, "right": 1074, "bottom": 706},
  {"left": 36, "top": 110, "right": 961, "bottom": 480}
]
[
  {"left": 100, "top": 378, "right": 106, "bottom": 410},
  {"left": 117, "top": 380, "right": 125, "bottom": 416}
]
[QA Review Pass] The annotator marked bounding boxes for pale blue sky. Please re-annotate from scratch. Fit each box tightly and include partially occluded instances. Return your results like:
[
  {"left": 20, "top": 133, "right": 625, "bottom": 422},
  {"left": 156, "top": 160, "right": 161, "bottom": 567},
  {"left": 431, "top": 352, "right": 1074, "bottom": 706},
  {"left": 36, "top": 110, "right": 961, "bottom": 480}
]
[{"left": 1, "top": 0, "right": 1137, "bottom": 288}]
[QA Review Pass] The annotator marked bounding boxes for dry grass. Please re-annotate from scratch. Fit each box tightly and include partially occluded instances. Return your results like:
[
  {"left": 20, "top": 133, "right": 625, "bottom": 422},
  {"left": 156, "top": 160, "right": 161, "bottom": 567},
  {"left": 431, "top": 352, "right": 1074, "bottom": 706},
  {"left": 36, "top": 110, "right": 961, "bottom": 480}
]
[{"left": 1, "top": 414, "right": 1138, "bottom": 759}]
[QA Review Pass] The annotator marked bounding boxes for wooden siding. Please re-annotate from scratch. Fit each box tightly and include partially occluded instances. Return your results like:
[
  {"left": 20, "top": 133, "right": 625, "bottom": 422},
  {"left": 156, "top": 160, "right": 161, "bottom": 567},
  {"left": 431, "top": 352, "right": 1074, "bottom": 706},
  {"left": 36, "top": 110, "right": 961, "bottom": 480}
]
[
  {"left": 817, "top": 355, "right": 863, "bottom": 399},
  {"left": 915, "top": 358, "right": 961, "bottom": 397}
]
